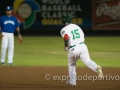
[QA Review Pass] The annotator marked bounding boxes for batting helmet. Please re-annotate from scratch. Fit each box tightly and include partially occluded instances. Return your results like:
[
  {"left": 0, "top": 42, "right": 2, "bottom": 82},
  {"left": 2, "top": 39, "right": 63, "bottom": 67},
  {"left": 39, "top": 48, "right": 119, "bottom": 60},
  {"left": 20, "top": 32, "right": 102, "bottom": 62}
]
[{"left": 61, "top": 14, "right": 72, "bottom": 24}]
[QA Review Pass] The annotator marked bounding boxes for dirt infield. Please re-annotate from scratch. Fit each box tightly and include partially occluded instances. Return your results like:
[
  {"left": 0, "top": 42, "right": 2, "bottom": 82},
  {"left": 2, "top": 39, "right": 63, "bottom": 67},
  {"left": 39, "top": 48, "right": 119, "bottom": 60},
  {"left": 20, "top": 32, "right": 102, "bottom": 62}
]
[{"left": 0, "top": 67, "right": 120, "bottom": 90}]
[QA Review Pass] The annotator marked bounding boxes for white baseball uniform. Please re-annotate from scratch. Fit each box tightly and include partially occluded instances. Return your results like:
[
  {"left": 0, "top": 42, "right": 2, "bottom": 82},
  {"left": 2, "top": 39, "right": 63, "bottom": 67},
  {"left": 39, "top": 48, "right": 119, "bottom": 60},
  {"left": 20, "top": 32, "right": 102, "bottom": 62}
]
[{"left": 60, "top": 23, "right": 98, "bottom": 85}]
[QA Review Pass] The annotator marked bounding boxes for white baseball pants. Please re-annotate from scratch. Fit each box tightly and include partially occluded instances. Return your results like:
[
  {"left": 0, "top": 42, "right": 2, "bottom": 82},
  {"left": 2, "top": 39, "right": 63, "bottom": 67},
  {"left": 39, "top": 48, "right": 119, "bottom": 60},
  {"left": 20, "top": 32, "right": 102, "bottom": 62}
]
[
  {"left": 68, "top": 43, "right": 98, "bottom": 85},
  {"left": 1, "top": 32, "right": 14, "bottom": 64}
]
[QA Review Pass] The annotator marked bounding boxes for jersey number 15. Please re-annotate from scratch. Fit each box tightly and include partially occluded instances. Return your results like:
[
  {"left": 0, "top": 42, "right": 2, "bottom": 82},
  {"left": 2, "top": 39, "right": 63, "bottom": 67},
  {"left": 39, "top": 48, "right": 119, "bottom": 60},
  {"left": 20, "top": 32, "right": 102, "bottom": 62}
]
[{"left": 71, "top": 29, "right": 80, "bottom": 40}]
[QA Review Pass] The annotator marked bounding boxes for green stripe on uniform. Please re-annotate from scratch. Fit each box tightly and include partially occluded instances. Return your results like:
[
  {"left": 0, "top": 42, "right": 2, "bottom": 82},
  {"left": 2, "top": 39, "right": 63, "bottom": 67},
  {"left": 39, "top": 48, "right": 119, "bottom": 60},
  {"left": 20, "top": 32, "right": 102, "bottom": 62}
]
[{"left": 70, "top": 42, "right": 84, "bottom": 48}]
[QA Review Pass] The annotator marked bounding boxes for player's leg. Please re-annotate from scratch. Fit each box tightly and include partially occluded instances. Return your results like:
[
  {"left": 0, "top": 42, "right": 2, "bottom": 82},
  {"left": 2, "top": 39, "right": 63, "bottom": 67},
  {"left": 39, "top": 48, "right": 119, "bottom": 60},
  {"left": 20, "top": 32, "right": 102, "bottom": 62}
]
[
  {"left": 1, "top": 33, "right": 8, "bottom": 64},
  {"left": 8, "top": 33, "right": 14, "bottom": 64},
  {"left": 67, "top": 48, "right": 78, "bottom": 86},
  {"left": 80, "top": 44, "right": 103, "bottom": 77}
]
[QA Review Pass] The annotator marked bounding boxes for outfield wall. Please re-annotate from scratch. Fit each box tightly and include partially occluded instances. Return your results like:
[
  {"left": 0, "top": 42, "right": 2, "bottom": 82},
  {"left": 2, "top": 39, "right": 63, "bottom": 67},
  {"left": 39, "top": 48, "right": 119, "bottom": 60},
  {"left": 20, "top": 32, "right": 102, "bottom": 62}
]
[{"left": 0, "top": 0, "right": 120, "bottom": 35}]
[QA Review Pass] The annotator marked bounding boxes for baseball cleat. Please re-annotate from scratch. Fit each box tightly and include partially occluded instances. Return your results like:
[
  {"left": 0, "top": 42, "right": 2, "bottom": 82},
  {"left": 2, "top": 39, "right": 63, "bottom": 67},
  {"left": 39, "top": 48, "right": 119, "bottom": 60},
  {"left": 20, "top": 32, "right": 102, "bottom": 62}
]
[
  {"left": 96, "top": 65, "right": 103, "bottom": 79},
  {"left": 66, "top": 81, "right": 76, "bottom": 86},
  {"left": 1, "top": 62, "right": 5, "bottom": 65}
]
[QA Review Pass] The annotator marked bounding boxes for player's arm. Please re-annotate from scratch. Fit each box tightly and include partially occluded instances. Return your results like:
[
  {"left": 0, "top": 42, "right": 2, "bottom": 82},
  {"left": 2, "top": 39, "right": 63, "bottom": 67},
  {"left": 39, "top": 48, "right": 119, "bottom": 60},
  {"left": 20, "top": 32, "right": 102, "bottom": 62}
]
[
  {"left": 15, "top": 17, "right": 22, "bottom": 38},
  {"left": 16, "top": 27, "right": 22, "bottom": 44},
  {"left": 64, "top": 34, "right": 69, "bottom": 51},
  {"left": 0, "top": 17, "right": 4, "bottom": 38},
  {"left": 16, "top": 27, "right": 21, "bottom": 36},
  {"left": 0, "top": 27, "right": 3, "bottom": 38}
]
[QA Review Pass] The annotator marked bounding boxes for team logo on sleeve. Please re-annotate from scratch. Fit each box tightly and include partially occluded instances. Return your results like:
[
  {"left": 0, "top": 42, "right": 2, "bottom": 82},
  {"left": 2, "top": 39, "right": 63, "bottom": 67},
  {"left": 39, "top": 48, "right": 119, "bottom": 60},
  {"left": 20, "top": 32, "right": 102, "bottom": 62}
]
[
  {"left": 12, "top": 0, "right": 40, "bottom": 29},
  {"left": 61, "top": 30, "right": 65, "bottom": 35}
]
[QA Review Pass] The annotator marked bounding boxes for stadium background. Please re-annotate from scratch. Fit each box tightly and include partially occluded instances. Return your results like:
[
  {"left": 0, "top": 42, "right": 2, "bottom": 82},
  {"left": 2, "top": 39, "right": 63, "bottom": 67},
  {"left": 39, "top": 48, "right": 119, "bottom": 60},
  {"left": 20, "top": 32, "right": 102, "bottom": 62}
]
[
  {"left": 0, "top": 0, "right": 120, "bottom": 36},
  {"left": 0, "top": 0, "right": 120, "bottom": 90}
]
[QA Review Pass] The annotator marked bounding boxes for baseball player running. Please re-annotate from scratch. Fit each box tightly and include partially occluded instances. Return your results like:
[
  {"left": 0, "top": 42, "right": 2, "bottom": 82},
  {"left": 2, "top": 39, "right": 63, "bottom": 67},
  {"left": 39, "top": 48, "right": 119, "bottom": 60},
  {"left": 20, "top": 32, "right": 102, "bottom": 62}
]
[
  {"left": 0, "top": 6, "right": 22, "bottom": 65},
  {"left": 60, "top": 14, "right": 103, "bottom": 86}
]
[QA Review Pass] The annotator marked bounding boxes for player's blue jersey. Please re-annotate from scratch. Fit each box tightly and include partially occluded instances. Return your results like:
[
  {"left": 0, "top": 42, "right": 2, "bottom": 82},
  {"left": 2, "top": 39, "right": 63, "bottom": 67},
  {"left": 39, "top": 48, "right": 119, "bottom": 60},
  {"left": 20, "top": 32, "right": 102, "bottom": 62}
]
[{"left": 0, "top": 15, "right": 20, "bottom": 33}]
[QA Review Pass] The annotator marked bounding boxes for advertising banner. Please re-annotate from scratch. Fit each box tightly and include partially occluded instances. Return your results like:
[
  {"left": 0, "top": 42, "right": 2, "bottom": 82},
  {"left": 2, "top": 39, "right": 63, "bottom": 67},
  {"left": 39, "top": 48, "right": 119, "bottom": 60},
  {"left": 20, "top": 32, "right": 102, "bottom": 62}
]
[
  {"left": 92, "top": 0, "right": 120, "bottom": 30},
  {"left": 0, "top": 0, "right": 92, "bottom": 33}
]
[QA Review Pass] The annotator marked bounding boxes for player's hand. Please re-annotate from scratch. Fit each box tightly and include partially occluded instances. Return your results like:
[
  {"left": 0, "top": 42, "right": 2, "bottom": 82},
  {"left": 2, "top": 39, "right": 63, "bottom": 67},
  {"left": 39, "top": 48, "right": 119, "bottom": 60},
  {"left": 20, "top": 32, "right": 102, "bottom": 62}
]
[
  {"left": 17, "top": 35, "right": 22, "bottom": 44},
  {"left": 0, "top": 33, "right": 4, "bottom": 38},
  {"left": 64, "top": 47, "right": 68, "bottom": 51}
]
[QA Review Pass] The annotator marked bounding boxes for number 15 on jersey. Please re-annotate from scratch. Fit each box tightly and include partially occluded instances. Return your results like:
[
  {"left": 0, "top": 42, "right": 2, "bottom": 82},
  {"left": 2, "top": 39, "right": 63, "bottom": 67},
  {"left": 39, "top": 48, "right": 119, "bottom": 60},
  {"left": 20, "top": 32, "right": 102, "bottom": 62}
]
[{"left": 71, "top": 29, "right": 80, "bottom": 40}]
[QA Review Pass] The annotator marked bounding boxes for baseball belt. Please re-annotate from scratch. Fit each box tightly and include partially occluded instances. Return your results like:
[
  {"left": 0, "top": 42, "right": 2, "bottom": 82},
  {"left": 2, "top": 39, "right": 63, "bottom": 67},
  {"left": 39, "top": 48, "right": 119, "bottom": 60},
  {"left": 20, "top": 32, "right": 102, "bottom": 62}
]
[{"left": 70, "top": 42, "right": 84, "bottom": 48}]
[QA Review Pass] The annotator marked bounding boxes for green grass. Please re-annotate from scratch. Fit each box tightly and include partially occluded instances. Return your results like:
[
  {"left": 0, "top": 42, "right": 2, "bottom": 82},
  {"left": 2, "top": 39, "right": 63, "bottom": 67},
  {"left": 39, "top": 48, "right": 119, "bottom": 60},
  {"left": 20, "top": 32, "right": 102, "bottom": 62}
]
[{"left": 1, "top": 36, "right": 120, "bottom": 67}]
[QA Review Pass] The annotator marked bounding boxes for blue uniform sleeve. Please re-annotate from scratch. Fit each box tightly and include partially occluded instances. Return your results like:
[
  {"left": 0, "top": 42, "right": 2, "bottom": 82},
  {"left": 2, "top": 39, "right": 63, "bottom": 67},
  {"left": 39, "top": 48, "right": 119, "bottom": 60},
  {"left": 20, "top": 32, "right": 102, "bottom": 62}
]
[
  {"left": 14, "top": 16, "right": 20, "bottom": 28},
  {"left": 0, "top": 17, "right": 2, "bottom": 32},
  {"left": 0, "top": 17, "right": 2, "bottom": 27},
  {"left": 16, "top": 19, "right": 20, "bottom": 28}
]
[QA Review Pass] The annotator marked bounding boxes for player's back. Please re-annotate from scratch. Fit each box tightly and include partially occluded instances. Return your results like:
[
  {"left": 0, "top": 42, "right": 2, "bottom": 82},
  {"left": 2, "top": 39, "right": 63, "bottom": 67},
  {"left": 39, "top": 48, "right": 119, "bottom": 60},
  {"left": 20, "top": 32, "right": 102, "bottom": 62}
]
[{"left": 62, "top": 24, "right": 84, "bottom": 46}]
